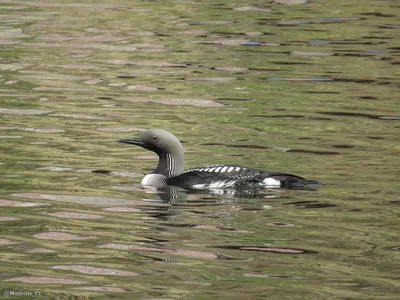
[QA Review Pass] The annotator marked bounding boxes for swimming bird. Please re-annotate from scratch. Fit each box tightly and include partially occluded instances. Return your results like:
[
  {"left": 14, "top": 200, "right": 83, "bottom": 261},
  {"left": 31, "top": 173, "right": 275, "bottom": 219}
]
[{"left": 117, "top": 129, "right": 320, "bottom": 190}]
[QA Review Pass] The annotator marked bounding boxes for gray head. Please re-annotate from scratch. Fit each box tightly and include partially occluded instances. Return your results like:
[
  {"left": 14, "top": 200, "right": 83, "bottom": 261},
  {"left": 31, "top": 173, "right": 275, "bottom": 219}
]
[{"left": 118, "top": 129, "right": 184, "bottom": 178}]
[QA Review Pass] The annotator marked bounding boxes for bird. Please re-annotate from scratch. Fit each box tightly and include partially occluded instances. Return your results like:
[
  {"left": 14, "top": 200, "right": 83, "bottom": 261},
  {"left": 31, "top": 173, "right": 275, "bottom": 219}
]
[{"left": 117, "top": 129, "right": 321, "bottom": 191}]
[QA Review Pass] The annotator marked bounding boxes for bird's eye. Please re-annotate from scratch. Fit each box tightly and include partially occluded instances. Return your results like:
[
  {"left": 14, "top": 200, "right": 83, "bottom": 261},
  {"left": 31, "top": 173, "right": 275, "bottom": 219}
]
[{"left": 152, "top": 136, "right": 157, "bottom": 140}]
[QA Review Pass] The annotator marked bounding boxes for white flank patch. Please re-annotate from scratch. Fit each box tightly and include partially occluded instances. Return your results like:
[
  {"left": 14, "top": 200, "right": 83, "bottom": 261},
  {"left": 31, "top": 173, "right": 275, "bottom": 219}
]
[
  {"left": 214, "top": 167, "right": 222, "bottom": 173},
  {"left": 192, "top": 184, "right": 206, "bottom": 189},
  {"left": 209, "top": 180, "right": 226, "bottom": 188},
  {"left": 227, "top": 167, "right": 234, "bottom": 172},
  {"left": 235, "top": 167, "right": 241, "bottom": 171},
  {"left": 263, "top": 177, "right": 281, "bottom": 187},
  {"left": 220, "top": 166, "right": 228, "bottom": 173},
  {"left": 225, "top": 180, "right": 236, "bottom": 187},
  {"left": 208, "top": 189, "right": 225, "bottom": 195},
  {"left": 208, "top": 167, "right": 216, "bottom": 172}
]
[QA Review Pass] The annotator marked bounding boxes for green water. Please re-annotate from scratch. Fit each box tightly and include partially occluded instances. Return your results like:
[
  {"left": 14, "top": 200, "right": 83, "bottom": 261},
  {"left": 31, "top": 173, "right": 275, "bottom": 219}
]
[{"left": 1, "top": 0, "right": 399, "bottom": 299}]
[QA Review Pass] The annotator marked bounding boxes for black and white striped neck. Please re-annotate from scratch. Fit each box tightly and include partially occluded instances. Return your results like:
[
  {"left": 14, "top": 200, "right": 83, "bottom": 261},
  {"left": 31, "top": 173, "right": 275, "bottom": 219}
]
[{"left": 154, "top": 152, "right": 183, "bottom": 178}]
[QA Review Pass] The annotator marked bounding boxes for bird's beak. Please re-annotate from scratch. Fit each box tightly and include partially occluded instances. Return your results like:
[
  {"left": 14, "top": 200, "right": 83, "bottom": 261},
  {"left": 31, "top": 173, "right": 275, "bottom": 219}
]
[{"left": 117, "top": 137, "right": 145, "bottom": 147}]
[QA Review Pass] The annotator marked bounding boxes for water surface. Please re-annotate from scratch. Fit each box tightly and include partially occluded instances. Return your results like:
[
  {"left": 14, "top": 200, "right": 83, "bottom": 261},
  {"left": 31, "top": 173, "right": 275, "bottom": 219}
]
[{"left": 1, "top": 0, "right": 399, "bottom": 299}]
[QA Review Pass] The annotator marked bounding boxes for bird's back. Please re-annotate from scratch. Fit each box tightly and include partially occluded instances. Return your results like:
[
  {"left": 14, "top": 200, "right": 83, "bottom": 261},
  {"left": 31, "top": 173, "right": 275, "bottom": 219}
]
[{"left": 167, "top": 165, "right": 319, "bottom": 190}]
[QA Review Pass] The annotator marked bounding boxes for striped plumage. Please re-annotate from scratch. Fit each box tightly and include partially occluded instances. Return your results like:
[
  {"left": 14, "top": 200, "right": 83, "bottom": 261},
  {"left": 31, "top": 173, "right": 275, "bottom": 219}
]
[{"left": 118, "top": 129, "right": 320, "bottom": 191}]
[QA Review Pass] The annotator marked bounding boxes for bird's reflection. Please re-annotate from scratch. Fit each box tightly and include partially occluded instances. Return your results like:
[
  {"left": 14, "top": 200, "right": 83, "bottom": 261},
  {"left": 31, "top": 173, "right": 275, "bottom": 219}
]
[{"left": 146, "top": 185, "right": 284, "bottom": 221}]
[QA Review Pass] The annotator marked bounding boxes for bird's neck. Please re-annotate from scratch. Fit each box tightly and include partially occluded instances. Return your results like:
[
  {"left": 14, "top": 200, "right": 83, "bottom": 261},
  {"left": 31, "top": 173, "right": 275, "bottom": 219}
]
[{"left": 154, "top": 152, "right": 184, "bottom": 178}]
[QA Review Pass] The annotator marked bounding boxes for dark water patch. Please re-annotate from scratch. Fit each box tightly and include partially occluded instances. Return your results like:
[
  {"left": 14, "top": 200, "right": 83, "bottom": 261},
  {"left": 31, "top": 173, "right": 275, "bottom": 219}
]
[
  {"left": 267, "top": 77, "right": 333, "bottom": 82},
  {"left": 284, "top": 201, "right": 337, "bottom": 209},
  {"left": 286, "top": 149, "right": 340, "bottom": 155},
  {"left": 160, "top": 223, "right": 197, "bottom": 228},
  {"left": 4, "top": 276, "right": 87, "bottom": 284},
  {"left": 335, "top": 53, "right": 386, "bottom": 58},
  {"left": 92, "top": 170, "right": 111, "bottom": 175},
  {"left": 252, "top": 114, "right": 334, "bottom": 121},
  {"left": 245, "top": 273, "right": 304, "bottom": 279},
  {"left": 361, "top": 12, "right": 396, "bottom": 18},
  {"left": 390, "top": 201, "right": 400, "bottom": 205},
  {"left": 208, "top": 31, "right": 246, "bottom": 36},
  {"left": 270, "top": 61, "right": 311, "bottom": 66},
  {"left": 53, "top": 265, "right": 139, "bottom": 276},
  {"left": 185, "top": 77, "right": 238, "bottom": 82},
  {"left": 34, "top": 232, "right": 95, "bottom": 241},
  {"left": 116, "top": 76, "right": 136, "bottom": 79},
  {"left": 311, "top": 17, "right": 363, "bottom": 23},
  {"left": 358, "top": 96, "right": 378, "bottom": 100},
  {"left": 344, "top": 208, "right": 363, "bottom": 212},
  {"left": 250, "top": 114, "right": 305, "bottom": 119},
  {"left": 194, "top": 225, "right": 249, "bottom": 232},
  {"left": 318, "top": 111, "right": 399, "bottom": 120},
  {"left": 378, "top": 24, "right": 400, "bottom": 29},
  {"left": 226, "top": 144, "right": 271, "bottom": 150},
  {"left": 200, "top": 142, "right": 226, "bottom": 146},
  {"left": 362, "top": 36, "right": 394, "bottom": 40},
  {"left": 330, "top": 144, "right": 355, "bottom": 149},
  {"left": 267, "top": 222, "right": 297, "bottom": 227},
  {"left": 308, "top": 40, "right": 386, "bottom": 46},
  {"left": 214, "top": 245, "right": 318, "bottom": 254},
  {"left": 366, "top": 136, "right": 385, "bottom": 140},
  {"left": 320, "top": 111, "right": 372, "bottom": 118}
]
